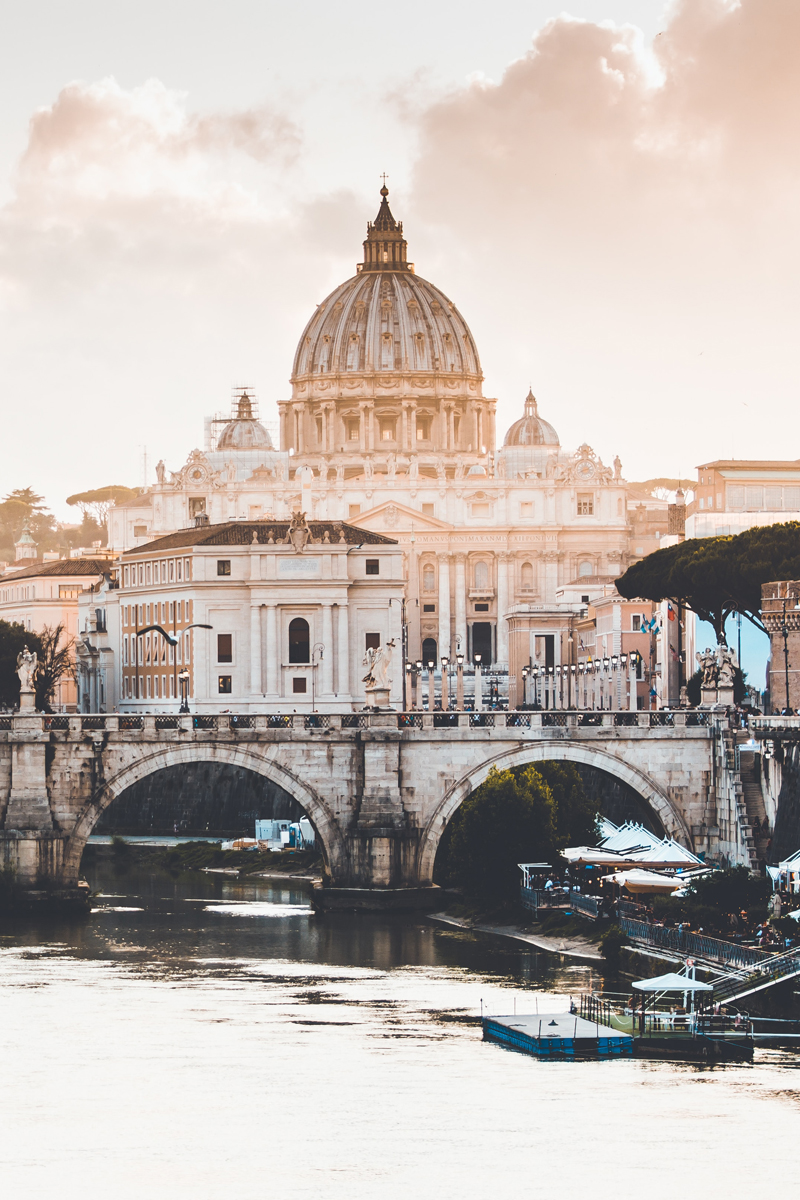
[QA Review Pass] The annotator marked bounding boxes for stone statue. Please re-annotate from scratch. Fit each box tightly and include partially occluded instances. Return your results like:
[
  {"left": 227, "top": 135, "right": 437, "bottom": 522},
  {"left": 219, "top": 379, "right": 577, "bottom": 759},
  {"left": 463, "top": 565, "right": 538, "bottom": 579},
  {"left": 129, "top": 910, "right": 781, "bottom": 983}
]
[
  {"left": 336, "top": 461, "right": 345, "bottom": 485},
  {"left": 717, "top": 645, "right": 737, "bottom": 688},
  {"left": 16, "top": 645, "right": 38, "bottom": 695},
  {"left": 284, "top": 511, "right": 313, "bottom": 553},
  {"left": 408, "top": 455, "right": 419, "bottom": 481},
  {"left": 436, "top": 456, "right": 447, "bottom": 484},
  {"left": 363, "top": 456, "right": 374, "bottom": 482},
  {"left": 155, "top": 459, "right": 166, "bottom": 484},
  {"left": 275, "top": 459, "right": 286, "bottom": 483},
  {"left": 386, "top": 453, "right": 397, "bottom": 482},
  {"left": 613, "top": 455, "right": 622, "bottom": 481},
  {"left": 454, "top": 455, "right": 465, "bottom": 481},
  {"left": 362, "top": 639, "right": 395, "bottom": 693},
  {"left": 696, "top": 647, "right": 718, "bottom": 688},
  {"left": 226, "top": 460, "right": 237, "bottom": 483}
]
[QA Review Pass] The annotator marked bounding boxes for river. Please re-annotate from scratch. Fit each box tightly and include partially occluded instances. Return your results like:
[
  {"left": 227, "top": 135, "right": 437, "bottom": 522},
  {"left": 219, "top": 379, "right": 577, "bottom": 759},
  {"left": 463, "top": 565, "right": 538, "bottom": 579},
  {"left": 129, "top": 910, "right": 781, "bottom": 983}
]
[{"left": 1, "top": 854, "right": 798, "bottom": 1198}]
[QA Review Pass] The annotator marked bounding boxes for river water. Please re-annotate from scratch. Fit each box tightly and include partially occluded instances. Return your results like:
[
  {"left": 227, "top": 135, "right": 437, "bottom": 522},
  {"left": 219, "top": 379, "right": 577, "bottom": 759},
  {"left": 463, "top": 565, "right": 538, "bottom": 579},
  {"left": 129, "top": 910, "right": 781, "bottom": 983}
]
[{"left": 2, "top": 857, "right": 798, "bottom": 1199}]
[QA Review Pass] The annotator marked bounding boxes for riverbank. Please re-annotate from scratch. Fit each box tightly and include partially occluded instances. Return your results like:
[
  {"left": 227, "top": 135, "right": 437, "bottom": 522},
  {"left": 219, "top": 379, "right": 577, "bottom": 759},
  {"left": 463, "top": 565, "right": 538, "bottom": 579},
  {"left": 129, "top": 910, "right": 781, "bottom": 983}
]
[
  {"left": 427, "top": 911, "right": 605, "bottom": 962},
  {"left": 82, "top": 839, "right": 323, "bottom": 881}
]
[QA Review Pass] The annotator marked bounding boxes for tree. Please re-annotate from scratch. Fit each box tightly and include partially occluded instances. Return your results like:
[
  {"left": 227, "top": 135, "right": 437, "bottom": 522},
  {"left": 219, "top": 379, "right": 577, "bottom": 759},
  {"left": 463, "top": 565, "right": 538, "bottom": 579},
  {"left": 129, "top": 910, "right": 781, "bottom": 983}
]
[
  {"left": 437, "top": 766, "right": 557, "bottom": 905},
  {"left": 616, "top": 522, "right": 800, "bottom": 645},
  {"left": 35, "top": 624, "right": 76, "bottom": 713},
  {"left": 0, "top": 621, "right": 43, "bottom": 709},
  {"left": 534, "top": 761, "right": 597, "bottom": 849},
  {"left": 66, "top": 486, "right": 138, "bottom": 527}
]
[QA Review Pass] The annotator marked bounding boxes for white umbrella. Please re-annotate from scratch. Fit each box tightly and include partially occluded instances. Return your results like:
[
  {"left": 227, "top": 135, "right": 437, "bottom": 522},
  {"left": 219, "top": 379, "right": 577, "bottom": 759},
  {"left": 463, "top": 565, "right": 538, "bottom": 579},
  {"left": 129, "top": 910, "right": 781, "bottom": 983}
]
[
  {"left": 561, "top": 846, "right": 629, "bottom": 867},
  {"left": 602, "top": 868, "right": 684, "bottom": 894}
]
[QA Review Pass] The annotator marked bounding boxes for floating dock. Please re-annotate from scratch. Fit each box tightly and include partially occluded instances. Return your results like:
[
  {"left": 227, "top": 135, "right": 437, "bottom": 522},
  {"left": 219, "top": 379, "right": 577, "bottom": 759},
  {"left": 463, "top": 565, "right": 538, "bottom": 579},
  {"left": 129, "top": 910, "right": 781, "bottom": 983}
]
[{"left": 482, "top": 1013, "right": 633, "bottom": 1058}]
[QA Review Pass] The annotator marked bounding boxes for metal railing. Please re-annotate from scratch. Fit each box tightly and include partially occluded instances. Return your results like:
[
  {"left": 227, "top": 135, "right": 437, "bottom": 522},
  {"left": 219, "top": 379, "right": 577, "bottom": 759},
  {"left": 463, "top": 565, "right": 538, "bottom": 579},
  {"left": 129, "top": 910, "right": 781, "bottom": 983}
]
[
  {"left": 506, "top": 712, "right": 531, "bottom": 728},
  {"left": 433, "top": 712, "right": 459, "bottom": 728},
  {"left": 396, "top": 713, "right": 422, "bottom": 729},
  {"left": 342, "top": 714, "right": 368, "bottom": 729},
  {"left": 469, "top": 713, "right": 494, "bottom": 728},
  {"left": 44, "top": 715, "right": 70, "bottom": 731},
  {"left": 231, "top": 714, "right": 255, "bottom": 730},
  {"left": 192, "top": 715, "right": 218, "bottom": 730},
  {"left": 155, "top": 716, "right": 179, "bottom": 730},
  {"left": 568, "top": 891, "right": 600, "bottom": 918},
  {"left": 119, "top": 715, "right": 143, "bottom": 731},
  {"left": 305, "top": 714, "right": 330, "bottom": 730},
  {"left": 619, "top": 917, "right": 768, "bottom": 971},
  {"left": 712, "top": 947, "right": 800, "bottom": 1004}
]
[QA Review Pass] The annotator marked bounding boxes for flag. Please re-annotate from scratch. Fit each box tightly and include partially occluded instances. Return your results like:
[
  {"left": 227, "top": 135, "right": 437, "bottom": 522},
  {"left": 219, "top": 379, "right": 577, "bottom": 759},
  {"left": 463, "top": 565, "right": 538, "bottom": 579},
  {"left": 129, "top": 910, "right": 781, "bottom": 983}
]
[{"left": 667, "top": 603, "right": 676, "bottom": 622}]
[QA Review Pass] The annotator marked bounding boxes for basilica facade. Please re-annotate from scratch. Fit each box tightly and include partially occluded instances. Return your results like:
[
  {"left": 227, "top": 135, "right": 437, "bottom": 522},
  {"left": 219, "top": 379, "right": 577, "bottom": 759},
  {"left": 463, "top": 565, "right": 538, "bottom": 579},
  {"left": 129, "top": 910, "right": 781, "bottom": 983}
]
[{"left": 108, "top": 187, "right": 630, "bottom": 706}]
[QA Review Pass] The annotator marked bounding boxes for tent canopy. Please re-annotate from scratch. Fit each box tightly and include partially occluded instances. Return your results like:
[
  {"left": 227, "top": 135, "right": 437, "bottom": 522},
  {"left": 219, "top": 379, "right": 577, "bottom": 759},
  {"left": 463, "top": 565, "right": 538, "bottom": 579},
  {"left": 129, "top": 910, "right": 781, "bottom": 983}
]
[
  {"left": 561, "top": 846, "right": 629, "bottom": 866},
  {"left": 602, "top": 868, "right": 683, "bottom": 894},
  {"left": 632, "top": 972, "right": 713, "bottom": 992}
]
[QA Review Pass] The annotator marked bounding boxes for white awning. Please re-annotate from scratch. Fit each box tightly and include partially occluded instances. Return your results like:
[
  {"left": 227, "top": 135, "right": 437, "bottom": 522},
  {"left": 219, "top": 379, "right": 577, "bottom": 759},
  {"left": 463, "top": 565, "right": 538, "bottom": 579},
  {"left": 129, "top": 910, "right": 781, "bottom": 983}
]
[
  {"left": 632, "top": 972, "right": 713, "bottom": 992},
  {"left": 602, "top": 868, "right": 684, "bottom": 893}
]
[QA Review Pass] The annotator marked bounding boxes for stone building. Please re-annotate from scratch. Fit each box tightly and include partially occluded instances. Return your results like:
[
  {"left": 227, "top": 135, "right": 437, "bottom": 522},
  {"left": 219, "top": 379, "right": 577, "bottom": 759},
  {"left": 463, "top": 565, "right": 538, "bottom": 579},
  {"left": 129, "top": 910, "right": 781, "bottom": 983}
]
[
  {"left": 107, "top": 187, "right": 631, "bottom": 703},
  {"left": 761, "top": 580, "right": 800, "bottom": 713},
  {"left": 80, "top": 518, "right": 404, "bottom": 713}
]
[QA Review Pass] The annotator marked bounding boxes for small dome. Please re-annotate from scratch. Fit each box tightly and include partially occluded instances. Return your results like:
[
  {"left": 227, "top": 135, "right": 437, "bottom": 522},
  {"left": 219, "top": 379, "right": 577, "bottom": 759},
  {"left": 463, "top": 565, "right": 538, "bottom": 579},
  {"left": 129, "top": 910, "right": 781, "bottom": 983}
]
[
  {"left": 503, "top": 390, "right": 559, "bottom": 447},
  {"left": 217, "top": 390, "right": 273, "bottom": 451},
  {"left": 467, "top": 464, "right": 487, "bottom": 476}
]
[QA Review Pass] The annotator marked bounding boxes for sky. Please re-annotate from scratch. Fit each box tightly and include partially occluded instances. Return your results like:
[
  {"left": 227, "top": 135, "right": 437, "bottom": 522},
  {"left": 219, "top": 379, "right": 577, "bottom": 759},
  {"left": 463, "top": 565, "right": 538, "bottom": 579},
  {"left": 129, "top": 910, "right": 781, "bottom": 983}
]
[{"left": 1, "top": 0, "right": 799, "bottom": 519}]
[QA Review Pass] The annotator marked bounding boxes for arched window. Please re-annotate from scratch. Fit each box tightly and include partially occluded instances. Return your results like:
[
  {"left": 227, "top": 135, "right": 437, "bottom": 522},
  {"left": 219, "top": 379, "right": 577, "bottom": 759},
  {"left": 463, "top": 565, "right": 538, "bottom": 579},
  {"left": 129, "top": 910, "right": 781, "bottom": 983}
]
[
  {"left": 289, "top": 617, "right": 310, "bottom": 663},
  {"left": 422, "top": 638, "right": 438, "bottom": 666},
  {"left": 578, "top": 561, "right": 593, "bottom": 578},
  {"left": 422, "top": 564, "right": 436, "bottom": 593},
  {"left": 521, "top": 561, "right": 534, "bottom": 589},
  {"left": 474, "top": 561, "right": 489, "bottom": 589}
]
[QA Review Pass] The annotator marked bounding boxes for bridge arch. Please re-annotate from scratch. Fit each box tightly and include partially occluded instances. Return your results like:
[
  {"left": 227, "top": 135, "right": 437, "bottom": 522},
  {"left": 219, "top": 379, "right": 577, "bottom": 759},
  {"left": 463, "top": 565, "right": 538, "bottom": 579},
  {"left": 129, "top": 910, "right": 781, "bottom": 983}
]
[
  {"left": 63, "top": 743, "right": 346, "bottom": 884},
  {"left": 416, "top": 740, "right": 693, "bottom": 886}
]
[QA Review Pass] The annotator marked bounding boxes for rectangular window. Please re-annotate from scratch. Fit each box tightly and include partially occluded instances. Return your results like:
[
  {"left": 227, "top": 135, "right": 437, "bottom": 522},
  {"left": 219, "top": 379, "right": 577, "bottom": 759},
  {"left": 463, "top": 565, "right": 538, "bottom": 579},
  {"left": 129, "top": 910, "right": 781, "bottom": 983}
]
[
  {"left": 365, "top": 632, "right": 381, "bottom": 651},
  {"left": 217, "top": 634, "right": 233, "bottom": 663},
  {"left": 292, "top": 677, "right": 307, "bottom": 694},
  {"left": 162, "top": 674, "right": 166, "bottom": 698},
  {"left": 423, "top": 604, "right": 436, "bottom": 613},
  {"left": 765, "top": 487, "right": 782, "bottom": 510},
  {"left": 169, "top": 560, "right": 174, "bottom": 582},
  {"left": 177, "top": 560, "right": 182, "bottom": 581},
  {"left": 471, "top": 503, "right": 491, "bottom": 517},
  {"left": 154, "top": 675, "right": 160, "bottom": 699},
  {"left": 421, "top": 503, "right": 435, "bottom": 516},
  {"left": 365, "top": 559, "right": 380, "bottom": 575},
  {"left": 146, "top": 676, "right": 151, "bottom": 699},
  {"left": 169, "top": 602, "right": 174, "bottom": 623},
  {"left": 577, "top": 493, "right": 594, "bottom": 516},
  {"left": 217, "top": 560, "right": 231, "bottom": 576},
  {"left": 133, "top": 525, "right": 147, "bottom": 538},
  {"left": 632, "top": 615, "right": 641, "bottom": 631},
  {"left": 416, "top": 418, "right": 431, "bottom": 440},
  {"left": 146, "top": 562, "right": 152, "bottom": 584},
  {"left": 474, "top": 603, "right": 489, "bottom": 612},
  {"left": 745, "top": 486, "right": 764, "bottom": 510},
  {"left": 169, "top": 675, "right": 175, "bottom": 698},
  {"left": 185, "top": 559, "right": 191, "bottom": 581},
  {"left": 349, "top": 504, "right": 361, "bottom": 518},
  {"left": 185, "top": 632, "right": 190, "bottom": 664},
  {"left": 218, "top": 675, "right": 232, "bottom": 694},
  {"left": 346, "top": 419, "right": 359, "bottom": 442},
  {"left": 123, "top": 635, "right": 129, "bottom": 666},
  {"left": 124, "top": 566, "right": 130, "bottom": 586}
]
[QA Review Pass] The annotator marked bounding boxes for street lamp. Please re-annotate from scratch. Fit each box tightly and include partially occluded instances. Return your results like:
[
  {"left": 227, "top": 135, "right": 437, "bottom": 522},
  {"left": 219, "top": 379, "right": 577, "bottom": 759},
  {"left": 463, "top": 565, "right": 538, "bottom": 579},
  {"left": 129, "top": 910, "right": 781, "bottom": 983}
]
[
  {"left": 427, "top": 659, "right": 435, "bottom": 712},
  {"left": 521, "top": 665, "right": 529, "bottom": 709},
  {"left": 474, "top": 652, "right": 483, "bottom": 712},
  {"left": 440, "top": 654, "right": 450, "bottom": 711},
  {"left": 415, "top": 659, "right": 423, "bottom": 711},
  {"left": 178, "top": 668, "right": 191, "bottom": 714},
  {"left": 311, "top": 643, "right": 324, "bottom": 713},
  {"left": 456, "top": 651, "right": 465, "bottom": 710},
  {"left": 405, "top": 661, "right": 413, "bottom": 711}
]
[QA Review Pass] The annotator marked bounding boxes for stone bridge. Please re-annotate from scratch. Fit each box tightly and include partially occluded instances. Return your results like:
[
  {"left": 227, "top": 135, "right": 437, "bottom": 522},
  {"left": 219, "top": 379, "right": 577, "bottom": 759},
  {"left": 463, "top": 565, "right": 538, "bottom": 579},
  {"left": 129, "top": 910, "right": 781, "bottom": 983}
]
[{"left": 0, "top": 709, "right": 749, "bottom": 906}]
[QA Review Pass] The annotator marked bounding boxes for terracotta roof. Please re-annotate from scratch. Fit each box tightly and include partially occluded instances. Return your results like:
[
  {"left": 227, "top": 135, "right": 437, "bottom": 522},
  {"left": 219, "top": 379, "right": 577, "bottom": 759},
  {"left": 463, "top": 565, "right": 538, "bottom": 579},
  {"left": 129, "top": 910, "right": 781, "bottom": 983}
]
[
  {"left": 0, "top": 557, "right": 110, "bottom": 582},
  {"left": 123, "top": 520, "right": 397, "bottom": 555}
]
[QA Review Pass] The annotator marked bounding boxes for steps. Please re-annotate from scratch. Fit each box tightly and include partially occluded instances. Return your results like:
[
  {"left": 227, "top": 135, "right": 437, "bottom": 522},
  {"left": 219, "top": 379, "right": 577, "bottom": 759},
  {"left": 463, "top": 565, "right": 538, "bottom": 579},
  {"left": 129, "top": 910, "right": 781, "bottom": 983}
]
[
  {"left": 738, "top": 749, "right": 771, "bottom": 868},
  {"left": 713, "top": 946, "right": 800, "bottom": 1004}
]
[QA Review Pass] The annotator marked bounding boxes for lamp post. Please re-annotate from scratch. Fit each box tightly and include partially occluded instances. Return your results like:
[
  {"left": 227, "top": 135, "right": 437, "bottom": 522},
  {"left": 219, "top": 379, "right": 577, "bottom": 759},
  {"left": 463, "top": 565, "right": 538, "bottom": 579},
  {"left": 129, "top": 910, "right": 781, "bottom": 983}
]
[
  {"left": 311, "top": 643, "right": 324, "bottom": 712},
  {"left": 427, "top": 659, "right": 436, "bottom": 712},
  {"left": 474, "top": 652, "right": 483, "bottom": 712},
  {"left": 389, "top": 596, "right": 407, "bottom": 710},
  {"left": 415, "top": 659, "right": 423, "bottom": 711},
  {"left": 521, "top": 665, "right": 529, "bottom": 709},
  {"left": 178, "top": 668, "right": 191, "bottom": 714},
  {"left": 405, "top": 661, "right": 413, "bottom": 711},
  {"left": 440, "top": 654, "right": 449, "bottom": 711},
  {"left": 456, "top": 652, "right": 465, "bottom": 710}
]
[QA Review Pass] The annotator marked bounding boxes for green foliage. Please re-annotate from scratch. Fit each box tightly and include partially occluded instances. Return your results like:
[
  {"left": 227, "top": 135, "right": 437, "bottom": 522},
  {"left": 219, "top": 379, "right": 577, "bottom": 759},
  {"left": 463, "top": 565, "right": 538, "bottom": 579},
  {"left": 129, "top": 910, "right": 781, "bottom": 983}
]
[
  {"left": 651, "top": 866, "right": 771, "bottom": 934},
  {"left": 600, "top": 924, "right": 629, "bottom": 965},
  {"left": 66, "top": 486, "right": 137, "bottom": 528},
  {"left": 0, "top": 621, "right": 43, "bottom": 708},
  {"left": 436, "top": 763, "right": 596, "bottom": 906},
  {"left": 616, "top": 521, "right": 800, "bottom": 644}
]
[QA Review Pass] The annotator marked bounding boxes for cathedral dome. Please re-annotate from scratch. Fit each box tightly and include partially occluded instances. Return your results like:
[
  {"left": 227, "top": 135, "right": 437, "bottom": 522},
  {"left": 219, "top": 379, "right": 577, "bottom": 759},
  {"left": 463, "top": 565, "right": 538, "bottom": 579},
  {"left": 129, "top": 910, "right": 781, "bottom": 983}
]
[
  {"left": 503, "top": 390, "right": 559, "bottom": 448},
  {"left": 217, "top": 390, "right": 273, "bottom": 451},
  {"left": 290, "top": 187, "right": 482, "bottom": 390}
]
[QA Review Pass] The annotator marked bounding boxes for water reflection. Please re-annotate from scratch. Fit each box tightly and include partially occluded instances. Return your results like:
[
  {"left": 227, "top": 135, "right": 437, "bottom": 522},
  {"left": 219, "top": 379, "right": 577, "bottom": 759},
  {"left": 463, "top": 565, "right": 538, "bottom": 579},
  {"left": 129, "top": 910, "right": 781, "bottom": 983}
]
[{"left": 1, "top": 857, "right": 798, "bottom": 1200}]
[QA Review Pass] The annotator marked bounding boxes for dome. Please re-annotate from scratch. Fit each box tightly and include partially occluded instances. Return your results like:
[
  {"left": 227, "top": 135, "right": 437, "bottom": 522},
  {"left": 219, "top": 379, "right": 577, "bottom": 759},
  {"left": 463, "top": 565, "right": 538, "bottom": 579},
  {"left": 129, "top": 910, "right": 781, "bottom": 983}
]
[
  {"left": 503, "top": 391, "right": 559, "bottom": 447},
  {"left": 217, "top": 390, "right": 273, "bottom": 451},
  {"left": 290, "top": 188, "right": 482, "bottom": 389}
]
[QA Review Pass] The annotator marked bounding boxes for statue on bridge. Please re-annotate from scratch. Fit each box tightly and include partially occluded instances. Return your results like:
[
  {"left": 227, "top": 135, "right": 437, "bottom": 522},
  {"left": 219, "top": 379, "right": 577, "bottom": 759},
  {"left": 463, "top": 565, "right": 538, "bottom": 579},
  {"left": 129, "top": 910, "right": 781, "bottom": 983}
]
[
  {"left": 362, "top": 639, "right": 395, "bottom": 708},
  {"left": 696, "top": 647, "right": 718, "bottom": 689},
  {"left": 16, "top": 645, "right": 38, "bottom": 710}
]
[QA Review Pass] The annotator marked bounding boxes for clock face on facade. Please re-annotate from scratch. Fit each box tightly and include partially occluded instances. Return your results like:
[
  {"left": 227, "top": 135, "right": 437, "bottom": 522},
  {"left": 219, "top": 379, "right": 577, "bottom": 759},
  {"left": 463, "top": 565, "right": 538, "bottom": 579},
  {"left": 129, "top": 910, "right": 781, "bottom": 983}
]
[
  {"left": 575, "top": 459, "right": 596, "bottom": 480},
  {"left": 189, "top": 467, "right": 206, "bottom": 483}
]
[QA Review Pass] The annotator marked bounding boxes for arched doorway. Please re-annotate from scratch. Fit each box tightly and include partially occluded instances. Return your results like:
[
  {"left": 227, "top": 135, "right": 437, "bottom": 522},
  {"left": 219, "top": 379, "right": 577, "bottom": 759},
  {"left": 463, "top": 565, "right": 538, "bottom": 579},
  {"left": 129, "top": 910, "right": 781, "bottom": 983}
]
[
  {"left": 289, "top": 618, "right": 310, "bottom": 663},
  {"left": 422, "top": 637, "right": 437, "bottom": 666}
]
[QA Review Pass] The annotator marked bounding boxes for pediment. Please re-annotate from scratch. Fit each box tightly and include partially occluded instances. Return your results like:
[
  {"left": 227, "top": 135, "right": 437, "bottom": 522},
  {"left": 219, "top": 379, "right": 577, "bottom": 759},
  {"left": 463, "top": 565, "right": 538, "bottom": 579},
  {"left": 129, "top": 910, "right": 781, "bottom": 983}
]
[{"left": 350, "top": 500, "right": 453, "bottom": 533}]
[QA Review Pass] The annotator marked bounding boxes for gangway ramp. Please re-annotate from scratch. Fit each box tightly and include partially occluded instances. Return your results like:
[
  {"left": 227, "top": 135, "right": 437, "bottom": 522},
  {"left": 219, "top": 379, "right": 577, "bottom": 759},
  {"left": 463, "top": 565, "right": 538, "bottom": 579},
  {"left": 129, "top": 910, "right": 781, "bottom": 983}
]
[{"left": 713, "top": 946, "right": 800, "bottom": 1004}]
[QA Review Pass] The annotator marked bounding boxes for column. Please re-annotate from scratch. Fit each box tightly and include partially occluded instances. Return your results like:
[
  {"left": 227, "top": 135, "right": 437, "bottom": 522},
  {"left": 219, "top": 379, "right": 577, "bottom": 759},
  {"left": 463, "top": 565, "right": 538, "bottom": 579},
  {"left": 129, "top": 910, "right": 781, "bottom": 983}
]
[
  {"left": 358, "top": 403, "right": 367, "bottom": 452},
  {"left": 438, "top": 552, "right": 451, "bottom": 660},
  {"left": 321, "top": 604, "right": 334, "bottom": 695},
  {"left": 408, "top": 401, "right": 417, "bottom": 450},
  {"left": 496, "top": 553, "right": 510, "bottom": 667},
  {"left": 365, "top": 401, "right": 375, "bottom": 452},
  {"left": 454, "top": 553, "right": 467, "bottom": 657},
  {"left": 338, "top": 603, "right": 350, "bottom": 697},
  {"left": 265, "top": 603, "right": 278, "bottom": 696},
  {"left": 250, "top": 605, "right": 262, "bottom": 695},
  {"left": 293, "top": 404, "right": 305, "bottom": 454},
  {"left": 278, "top": 403, "right": 288, "bottom": 452},
  {"left": 542, "top": 551, "right": 560, "bottom": 604},
  {"left": 444, "top": 402, "right": 454, "bottom": 450}
]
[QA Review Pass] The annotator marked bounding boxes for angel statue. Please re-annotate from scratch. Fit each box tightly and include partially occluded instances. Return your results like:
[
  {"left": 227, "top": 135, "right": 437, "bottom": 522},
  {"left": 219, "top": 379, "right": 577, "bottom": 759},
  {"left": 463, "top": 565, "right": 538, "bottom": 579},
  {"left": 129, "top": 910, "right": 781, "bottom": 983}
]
[
  {"left": 696, "top": 647, "right": 718, "bottom": 688},
  {"left": 16, "top": 645, "right": 38, "bottom": 692},
  {"left": 362, "top": 639, "right": 395, "bottom": 692}
]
